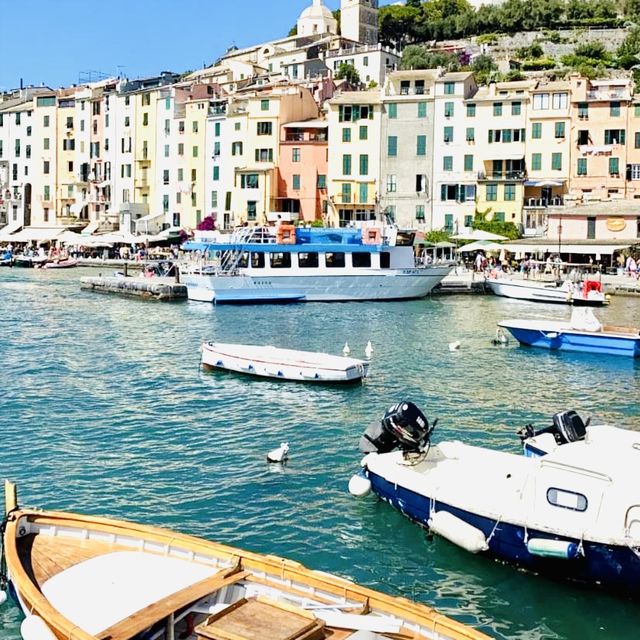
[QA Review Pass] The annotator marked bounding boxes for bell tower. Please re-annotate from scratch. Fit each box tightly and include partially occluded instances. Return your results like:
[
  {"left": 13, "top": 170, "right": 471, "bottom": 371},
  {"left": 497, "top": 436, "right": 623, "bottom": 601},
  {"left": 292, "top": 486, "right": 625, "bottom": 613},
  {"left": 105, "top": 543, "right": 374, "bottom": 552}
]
[{"left": 340, "top": 0, "right": 379, "bottom": 45}]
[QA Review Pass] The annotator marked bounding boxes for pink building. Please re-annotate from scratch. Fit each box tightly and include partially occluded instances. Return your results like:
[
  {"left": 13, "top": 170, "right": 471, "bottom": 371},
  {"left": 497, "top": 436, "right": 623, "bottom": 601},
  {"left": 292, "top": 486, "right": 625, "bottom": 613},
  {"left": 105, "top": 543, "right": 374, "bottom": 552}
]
[{"left": 277, "top": 120, "right": 328, "bottom": 222}]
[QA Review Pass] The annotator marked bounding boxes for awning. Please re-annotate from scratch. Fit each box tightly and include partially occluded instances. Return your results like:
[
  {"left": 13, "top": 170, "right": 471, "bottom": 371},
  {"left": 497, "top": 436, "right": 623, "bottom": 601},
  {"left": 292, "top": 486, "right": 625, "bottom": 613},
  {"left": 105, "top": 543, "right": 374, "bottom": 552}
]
[
  {"left": 8, "top": 226, "right": 65, "bottom": 243},
  {"left": 501, "top": 242, "right": 631, "bottom": 256},
  {"left": 283, "top": 120, "right": 328, "bottom": 129},
  {"left": 0, "top": 220, "right": 23, "bottom": 242},
  {"left": 524, "top": 180, "right": 564, "bottom": 187},
  {"left": 135, "top": 212, "right": 165, "bottom": 224},
  {"left": 457, "top": 240, "right": 504, "bottom": 253},
  {"left": 482, "top": 151, "right": 525, "bottom": 161},
  {"left": 57, "top": 230, "right": 85, "bottom": 245},
  {"left": 81, "top": 220, "right": 101, "bottom": 236}
]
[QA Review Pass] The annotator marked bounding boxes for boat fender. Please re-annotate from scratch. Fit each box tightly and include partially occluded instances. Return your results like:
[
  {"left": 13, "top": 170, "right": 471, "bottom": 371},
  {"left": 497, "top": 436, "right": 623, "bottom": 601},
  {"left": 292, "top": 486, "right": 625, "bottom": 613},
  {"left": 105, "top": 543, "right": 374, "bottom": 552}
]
[
  {"left": 428, "top": 511, "right": 489, "bottom": 553},
  {"left": 527, "top": 538, "right": 580, "bottom": 559},
  {"left": 0, "top": 590, "right": 6, "bottom": 606},
  {"left": 21, "top": 615, "right": 58, "bottom": 640},
  {"left": 348, "top": 473, "right": 372, "bottom": 498}
]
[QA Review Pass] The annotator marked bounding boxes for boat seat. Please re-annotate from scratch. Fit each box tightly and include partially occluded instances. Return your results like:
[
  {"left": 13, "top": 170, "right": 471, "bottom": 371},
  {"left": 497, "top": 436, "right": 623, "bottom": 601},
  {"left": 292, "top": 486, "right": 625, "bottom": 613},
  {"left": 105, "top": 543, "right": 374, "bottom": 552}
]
[{"left": 552, "top": 410, "right": 587, "bottom": 444}]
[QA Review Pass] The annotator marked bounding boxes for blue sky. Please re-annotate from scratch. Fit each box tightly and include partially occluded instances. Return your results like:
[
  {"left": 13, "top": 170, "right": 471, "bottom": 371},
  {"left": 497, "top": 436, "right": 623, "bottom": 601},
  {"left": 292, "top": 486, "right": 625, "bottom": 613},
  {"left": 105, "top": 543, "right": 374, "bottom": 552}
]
[{"left": 0, "top": 0, "right": 394, "bottom": 92}]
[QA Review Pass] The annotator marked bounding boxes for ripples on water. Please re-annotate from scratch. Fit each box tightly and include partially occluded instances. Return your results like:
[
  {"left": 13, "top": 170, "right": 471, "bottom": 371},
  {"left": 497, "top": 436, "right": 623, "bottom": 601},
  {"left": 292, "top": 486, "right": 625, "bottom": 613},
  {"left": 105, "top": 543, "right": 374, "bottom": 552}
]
[{"left": 0, "top": 268, "right": 639, "bottom": 639}]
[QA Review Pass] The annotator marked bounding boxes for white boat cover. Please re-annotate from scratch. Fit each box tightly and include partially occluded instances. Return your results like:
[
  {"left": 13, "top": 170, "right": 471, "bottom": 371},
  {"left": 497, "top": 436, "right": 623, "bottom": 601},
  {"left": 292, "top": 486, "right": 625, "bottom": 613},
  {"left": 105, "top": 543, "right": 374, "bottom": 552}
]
[{"left": 41, "top": 551, "right": 216, "bottom": 635}]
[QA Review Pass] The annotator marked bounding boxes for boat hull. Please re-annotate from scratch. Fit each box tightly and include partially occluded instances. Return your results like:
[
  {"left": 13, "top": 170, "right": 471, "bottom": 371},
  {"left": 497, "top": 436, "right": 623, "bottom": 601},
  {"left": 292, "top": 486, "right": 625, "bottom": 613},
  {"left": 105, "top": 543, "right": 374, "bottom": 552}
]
[
  {"left": 201, "top": 342, "right": 369, "bottom": 383},
  {"left": 43, "top": 259, "right": 78, "bottom": 270},
  {"left": 485, "top": 278, "right": 607, "bottom": 307},
  {"left": 183, "top": 268, "right": 451, "bottom": 303},
  {"left": 366, "top": 468, "right": 640, "bottom": 591},
  {"left": 499, "top": 320, "right": 640, "bottom": 357}
]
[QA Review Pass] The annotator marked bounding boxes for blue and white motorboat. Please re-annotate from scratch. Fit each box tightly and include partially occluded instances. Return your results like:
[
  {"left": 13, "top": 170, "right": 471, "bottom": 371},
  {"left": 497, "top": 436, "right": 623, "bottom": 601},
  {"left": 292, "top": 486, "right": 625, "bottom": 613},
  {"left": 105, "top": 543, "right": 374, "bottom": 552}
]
[
  {"left": 499, "top": 308, "right": 640, "bottom": 357},
  {"left": 180, "top": 226, "right": 452, "bottom": 304},
  {"left": 349, "top": 401, "right": 640, "bottom": 592}
]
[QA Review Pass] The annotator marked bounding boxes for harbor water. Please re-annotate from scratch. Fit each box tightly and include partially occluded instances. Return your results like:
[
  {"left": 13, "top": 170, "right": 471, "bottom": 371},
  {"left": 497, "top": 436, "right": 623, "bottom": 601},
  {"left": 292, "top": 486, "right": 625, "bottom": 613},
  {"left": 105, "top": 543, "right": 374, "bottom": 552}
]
[{"left": 1, "top": 267, "right": 639, "bottom": 639}]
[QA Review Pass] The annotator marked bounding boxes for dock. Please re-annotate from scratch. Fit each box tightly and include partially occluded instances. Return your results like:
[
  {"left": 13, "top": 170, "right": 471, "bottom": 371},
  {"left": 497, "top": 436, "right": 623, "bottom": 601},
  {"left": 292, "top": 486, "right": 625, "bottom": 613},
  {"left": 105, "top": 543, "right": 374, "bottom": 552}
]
[{"left": 80, "top": 276, "right": 187, "bottom": 300}]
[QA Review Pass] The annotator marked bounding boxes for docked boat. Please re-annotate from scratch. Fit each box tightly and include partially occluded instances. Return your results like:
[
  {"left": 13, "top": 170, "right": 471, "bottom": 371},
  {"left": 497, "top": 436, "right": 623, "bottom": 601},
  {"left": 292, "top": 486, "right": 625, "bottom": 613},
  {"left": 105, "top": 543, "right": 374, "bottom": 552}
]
[
  {"left": 202, "top": 342, "right": 369, "bottom": 383},
  {"left": 1, "top": 482, "right": 488, "bottom": 640},
  {"left": 484, "top": 275, "right": 608, "bottom": 306},
  {"left": 42, "top": 258, "right": 78, "bottom": 269},
  {"left": 0, "top": 250, "right": 13, "bottom": 267},
  {"left": 349, "top": 401, "right": 640, "bottom": 592},
  {"left": 13, "top": 254, "right": 48, "bottom": 269},
  {"left": 499, "top": 308, "right": 640, "bottom": 357},
  {"left": 181, "top": 226, "right": 452, "bottom": 304}
]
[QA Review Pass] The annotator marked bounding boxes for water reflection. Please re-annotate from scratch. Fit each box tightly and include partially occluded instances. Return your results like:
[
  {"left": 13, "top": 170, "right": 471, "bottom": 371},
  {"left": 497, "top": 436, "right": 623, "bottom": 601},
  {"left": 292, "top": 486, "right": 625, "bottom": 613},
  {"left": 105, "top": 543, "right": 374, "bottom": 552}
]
[{"left": 0, "top": 268, "right": 638, "bottom": 640}]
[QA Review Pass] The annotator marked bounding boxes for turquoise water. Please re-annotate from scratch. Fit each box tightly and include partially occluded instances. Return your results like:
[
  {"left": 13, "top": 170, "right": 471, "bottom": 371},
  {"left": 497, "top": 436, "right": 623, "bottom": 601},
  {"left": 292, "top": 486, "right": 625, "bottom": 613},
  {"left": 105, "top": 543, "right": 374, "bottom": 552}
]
[{"left": 0, "top": 267, "right": 639, "bottom": 639}]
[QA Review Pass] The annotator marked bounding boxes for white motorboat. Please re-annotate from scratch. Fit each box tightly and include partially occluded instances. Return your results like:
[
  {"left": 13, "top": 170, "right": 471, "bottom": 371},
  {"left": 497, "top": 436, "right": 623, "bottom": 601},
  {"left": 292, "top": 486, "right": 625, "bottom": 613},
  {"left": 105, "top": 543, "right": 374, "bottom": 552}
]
[
  {"left": 181, "top": 226, "right": 452, "bottom": 304},
  {"left": 485, "top": 275, "right": 608, "bottom": 306},
  {"left": 202, "top": 342, "right": 370, "bottom": 383},
  {"left": 1, "top": 482, "right": 489, "bottom": 640},
  {"left": 350, "top": 401, "right": 640, "bottom": 592}
]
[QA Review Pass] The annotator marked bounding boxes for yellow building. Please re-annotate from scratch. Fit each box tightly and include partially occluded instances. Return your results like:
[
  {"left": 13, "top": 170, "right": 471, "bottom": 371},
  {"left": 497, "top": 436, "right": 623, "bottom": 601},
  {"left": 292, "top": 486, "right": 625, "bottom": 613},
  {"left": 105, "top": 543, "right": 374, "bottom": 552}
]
[
  {"left": 183, "top": 92, "right": 209, "bottom": 228},
  {"left": 326, "top": 91, "right": 382, "bottom": 227}
]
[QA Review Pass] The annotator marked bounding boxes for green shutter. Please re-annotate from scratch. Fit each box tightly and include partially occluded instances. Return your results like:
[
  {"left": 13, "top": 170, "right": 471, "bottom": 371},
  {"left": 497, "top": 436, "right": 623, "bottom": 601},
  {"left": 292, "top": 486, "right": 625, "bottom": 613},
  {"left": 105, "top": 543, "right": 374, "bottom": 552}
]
[
  {"left": 388, "top": 103, "right": 397, "bottom": 118},
  {"left": 359, "top": 183, "right": 368, "bottom": 203},
  {"left": 359, "top": 154, "right": 369, "bottom": 175},
  {"left": 532, "top": 123, "right": 542, "bottom": 139},
  {"left": 609, "top": 157, "right": 619, "bottom": 175},
  {"left": 387, "top": 136, "right": 397, "bottom": 156},
  {"left": 577, "top": 158, "right": 587, "bottom": 175},
  {"left": 555, "top": 122, "right": 565, "bottom": 138},
  {"left": 531, "top": 153, "right": 541, "bottom": 171},
  {"left": 417, "top": 135, "right": 426, "bottom": 156},
  {"left": 417, "top": 102, "right": 427, "bottom": 118},
  {"left": 464, "top": 154, "right": 473, "bottom": 171},
  {"left": 343, "top": 154, "right": 352, "bottom": 175},
  {"left": 552, "top": 153, "right": 562, "bottom": 170}
]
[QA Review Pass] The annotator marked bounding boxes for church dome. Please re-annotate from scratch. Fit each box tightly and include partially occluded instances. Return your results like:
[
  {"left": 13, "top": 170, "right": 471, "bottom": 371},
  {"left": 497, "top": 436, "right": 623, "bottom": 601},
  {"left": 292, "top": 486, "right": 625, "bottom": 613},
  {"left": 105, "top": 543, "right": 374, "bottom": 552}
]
[{"left": 297, "top": 0, "right": 338, "bottom": 37}]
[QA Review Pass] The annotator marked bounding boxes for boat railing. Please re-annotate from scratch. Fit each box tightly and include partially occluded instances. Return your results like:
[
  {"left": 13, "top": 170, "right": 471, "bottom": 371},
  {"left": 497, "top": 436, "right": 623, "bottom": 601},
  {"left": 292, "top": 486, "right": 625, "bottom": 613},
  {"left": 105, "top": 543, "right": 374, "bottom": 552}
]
[{"left": 219, "top": 226, "right": 274, "bottom": 274}]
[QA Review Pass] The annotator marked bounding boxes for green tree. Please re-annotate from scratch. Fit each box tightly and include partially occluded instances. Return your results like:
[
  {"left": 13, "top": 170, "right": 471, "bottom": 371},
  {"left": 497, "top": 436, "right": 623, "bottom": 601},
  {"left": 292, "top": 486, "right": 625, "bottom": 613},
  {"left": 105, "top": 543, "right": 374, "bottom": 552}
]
[
  {"left": 335, "top": 62, "right": 360, "bottom": 85},
  {"left": 471, "top": 54, "right": 498, "bottom": 84}
]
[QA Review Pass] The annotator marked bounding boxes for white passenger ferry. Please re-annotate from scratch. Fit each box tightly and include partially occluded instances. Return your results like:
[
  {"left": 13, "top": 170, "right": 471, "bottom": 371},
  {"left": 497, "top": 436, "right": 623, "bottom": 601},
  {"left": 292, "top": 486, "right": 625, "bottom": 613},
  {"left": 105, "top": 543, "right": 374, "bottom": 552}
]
[{"left": 181, "top": 225, "right": 452, "bottom": 304}]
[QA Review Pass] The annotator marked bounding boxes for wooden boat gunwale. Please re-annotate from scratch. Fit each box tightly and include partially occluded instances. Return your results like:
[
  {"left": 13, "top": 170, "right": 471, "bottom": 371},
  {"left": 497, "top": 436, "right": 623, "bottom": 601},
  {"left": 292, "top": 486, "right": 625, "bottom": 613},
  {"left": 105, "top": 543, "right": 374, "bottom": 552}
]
[{"left": 3, "top": 505, "right": 488, "bottom": 640}]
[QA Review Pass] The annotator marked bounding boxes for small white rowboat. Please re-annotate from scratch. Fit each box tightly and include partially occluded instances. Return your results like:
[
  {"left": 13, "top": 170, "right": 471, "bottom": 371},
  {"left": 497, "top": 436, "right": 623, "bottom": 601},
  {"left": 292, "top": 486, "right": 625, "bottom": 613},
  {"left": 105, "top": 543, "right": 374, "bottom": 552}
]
[
  {"left": 1, "top": 481, "right": 488, "bottom": 640},
  {"left": 201, "top": 342, "right": 370, "bottom": 383}
]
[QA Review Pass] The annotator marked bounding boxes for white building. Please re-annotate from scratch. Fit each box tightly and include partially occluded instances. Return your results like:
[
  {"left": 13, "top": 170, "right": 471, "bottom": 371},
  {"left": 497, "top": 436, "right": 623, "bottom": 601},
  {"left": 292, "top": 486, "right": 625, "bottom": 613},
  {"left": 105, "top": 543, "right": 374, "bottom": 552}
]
[{"left": 297, "top": 0, "right": 338, "bottom": 38}]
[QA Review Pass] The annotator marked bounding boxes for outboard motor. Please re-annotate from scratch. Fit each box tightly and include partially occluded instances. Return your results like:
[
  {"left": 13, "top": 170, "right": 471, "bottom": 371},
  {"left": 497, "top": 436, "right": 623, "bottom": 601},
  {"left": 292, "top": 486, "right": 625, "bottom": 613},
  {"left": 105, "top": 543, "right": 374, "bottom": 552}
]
[
  {"left": 359, "top": 401, "right": 434, "bottom": 454},
  {"left": 552, "top": 410, "right": 588, "bottom": 444}
]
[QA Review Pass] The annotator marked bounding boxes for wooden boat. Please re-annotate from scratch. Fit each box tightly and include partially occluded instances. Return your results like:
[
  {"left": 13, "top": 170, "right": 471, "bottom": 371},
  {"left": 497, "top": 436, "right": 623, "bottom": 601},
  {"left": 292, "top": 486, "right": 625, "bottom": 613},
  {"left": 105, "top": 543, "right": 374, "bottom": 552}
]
[
  {"left": 42, "top": 258, "right": 78, "bottom": 269},
  {"left": 201, "top": 342, "right": 370, "bottom": 383},
  {"left": 1, "top": 482, "right": 487, "bottom": 640},
  {"left": 499, "top": 308, "right": 640, "bottom": 357}
]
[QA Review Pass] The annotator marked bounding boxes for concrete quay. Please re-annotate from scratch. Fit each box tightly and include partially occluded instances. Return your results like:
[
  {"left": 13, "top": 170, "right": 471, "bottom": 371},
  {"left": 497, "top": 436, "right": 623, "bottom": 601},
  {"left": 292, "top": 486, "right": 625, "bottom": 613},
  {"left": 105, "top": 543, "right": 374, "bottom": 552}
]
[{"left": 80, "top": 276, "right": 187, "bottom": 300}]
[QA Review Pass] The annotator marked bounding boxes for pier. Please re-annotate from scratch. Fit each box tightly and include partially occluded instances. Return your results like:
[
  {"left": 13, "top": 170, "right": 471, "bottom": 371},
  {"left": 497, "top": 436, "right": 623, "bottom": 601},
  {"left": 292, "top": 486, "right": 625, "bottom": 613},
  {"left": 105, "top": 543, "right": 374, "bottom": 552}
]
[{"left": 80, "top": 276, "right": 187, "bottom": 300}]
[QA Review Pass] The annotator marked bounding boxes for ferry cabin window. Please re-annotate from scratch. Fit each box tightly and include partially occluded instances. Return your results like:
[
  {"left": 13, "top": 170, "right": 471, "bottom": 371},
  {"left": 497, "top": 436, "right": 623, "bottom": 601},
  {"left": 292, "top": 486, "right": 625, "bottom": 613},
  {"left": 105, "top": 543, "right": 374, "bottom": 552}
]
[
  {"left": 269, "top": 252, "right": 291, "bottom": 268},
  {"left": 298, "top": 252, "right": 319, "bottom": 268},
  {"left": 250, "top": 253, "right": 265, "bottom": 268},
  {"left": 352, "top": 252, "right": 371, "bottom": 268},
  {"left": 380, "top": 252, "right": 391, "bottom": 269},
  {"left": 326, "top": 252, "right": 346, "bottom": 268},
  {"left": 238, "top": 252, "right": 249, "bottom": 268},
  {"left": 546, "top": 488, "right": 588, "bottom": 512}
]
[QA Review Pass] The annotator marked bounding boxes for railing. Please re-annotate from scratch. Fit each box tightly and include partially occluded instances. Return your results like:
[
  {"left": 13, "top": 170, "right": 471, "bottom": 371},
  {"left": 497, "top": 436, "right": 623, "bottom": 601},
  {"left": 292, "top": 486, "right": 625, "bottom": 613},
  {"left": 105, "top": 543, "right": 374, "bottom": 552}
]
[
  {"left": 218, "top": 226, "right": 275, "bottom": 274},
  {"left": 524, "top": 197, "right": 564, "bottom": 208},
  {"left": 477, "top": 170, "right": 527, "bottom": 181}
]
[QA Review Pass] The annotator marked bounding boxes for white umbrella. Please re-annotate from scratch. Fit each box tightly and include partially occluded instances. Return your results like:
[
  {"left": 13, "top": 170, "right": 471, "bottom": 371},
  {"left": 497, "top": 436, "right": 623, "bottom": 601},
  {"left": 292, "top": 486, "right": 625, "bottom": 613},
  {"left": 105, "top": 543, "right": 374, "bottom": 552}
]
[
  {"left": 450, "top": 229, "right": 508, "bottom": 241},
  {"left": 457, "top": 240, "right": 505, "bottom": 253}
]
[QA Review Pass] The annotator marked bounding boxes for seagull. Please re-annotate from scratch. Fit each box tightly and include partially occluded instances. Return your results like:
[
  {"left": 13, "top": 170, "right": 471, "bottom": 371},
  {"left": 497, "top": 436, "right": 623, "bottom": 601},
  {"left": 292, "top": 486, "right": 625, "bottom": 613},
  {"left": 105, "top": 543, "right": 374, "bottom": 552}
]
[
  {"left": 342, "top": 342, "right": 351, "bottom": 356},
  {"left": 448, "top": 341, "right": 461, "bottom": 352},
  {"left": 267, "top": 442, "right": 289, "bottom": 464},
  {"left": 365, "top": 341, "right": 373, "bottom": 358}
]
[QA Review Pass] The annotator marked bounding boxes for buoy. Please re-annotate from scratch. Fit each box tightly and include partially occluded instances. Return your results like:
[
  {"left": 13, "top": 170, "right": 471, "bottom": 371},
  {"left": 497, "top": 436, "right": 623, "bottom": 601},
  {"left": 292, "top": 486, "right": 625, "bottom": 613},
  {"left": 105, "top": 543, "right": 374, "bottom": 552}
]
[
  {"left": 21, "top": 615, "right": 58, "bottom": 640},
  {"left": 448, "top": 341, "right": 461, "bottom": 352},
  {"left": 348, "top": 473, "right": 372, "bottom": 497},
  {"left": 267, "top": 442, "right": 289, "bottom": 463},
  {"left": 428, "top": 511, "right": 489, "bottom": 553},
  {"left": 343, "top": 342, "right": 351, "bottom": 356},
  {"left": 0, "top": 590, "right": 6, "bottom": 606},
  {"left": 527, "top": 538, "right": 580, "bottom": 559},
  {"left": 365, "top": 341, "right": 373, "bottom": 359}
]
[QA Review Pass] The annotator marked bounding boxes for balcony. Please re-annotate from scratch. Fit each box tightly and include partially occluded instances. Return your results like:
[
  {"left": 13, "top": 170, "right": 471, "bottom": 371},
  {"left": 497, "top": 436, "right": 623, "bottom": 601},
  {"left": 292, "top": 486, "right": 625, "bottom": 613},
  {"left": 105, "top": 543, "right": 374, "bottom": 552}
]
[
  {"left": 135, "top": 177, "right": 149, "bottom": 189},
  {"left": 208, "top": 105, "right": 227, "bottom": 117},
  {"left": 524, "top": 197, "right": 564, "bottom": 209},
  {"left": 477, "top": 170, "right": 527, "bottom": 181}
]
